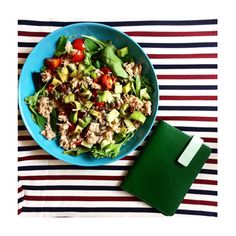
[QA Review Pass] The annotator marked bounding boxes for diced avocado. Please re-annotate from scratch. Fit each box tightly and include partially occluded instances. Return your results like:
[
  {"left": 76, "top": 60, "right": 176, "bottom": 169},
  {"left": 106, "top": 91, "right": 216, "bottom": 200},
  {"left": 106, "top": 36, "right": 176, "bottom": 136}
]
[
  {"left": 121, "top": 103, "right": 129, "bottom": 111},
  {"left": 78, "top": 116, "right": 92, "bottom": 128},
  {"left": 83, "top": 65, "right": 96, "bottom": 76},
  {"left": 90, "top": 109, "right": 100, "bottom": 117},
  {"left": 124, "top": 119, "right": 136, "bottom": 132},
  {"left": 117, "top": 47, "right": 129, "bottom": 58},
  {"left": 106, "top": 91, "right": 114, "bottom": 103},
  {"left": 74, "top": 101, "right": 82, "bottom": 110},
  {"left": 74, "top": 124, "right": 83, "bottom": 134},
  {"left": 122, "top": 83, "right": 131, "bottom": 94},
  {"left": 64, "top": 94, "right": 75, "bottom": 103},
  {"left": 61, "top": 66, "right": 69, "bottom": 74},
  {"left": 91, "top": 72, "right": 97, "bottom": 79},
  {"left": 78, "top": 63, "right": 85, "bottom": 73},
  {"left": 112, "top": 93, "right": 121, "bottom": 100},
  {"left": 51, "top": 78, "right": 62, "bottom": 86},
  {"left": 70, "top": 70, "right": 78, "bottom": 78},
  {"left": 85, "top": 101, "right": 93, "bottom": 109},
  {"left": 130, "top": 111, "right": 146, "bottom": 123},
  {"left": 100, "top": 139, "right": 110, "bottom": 149},
  {"left": 114, "top": 82, "right": 122, "bottom": 94},
  {"left": 119, "top": 127, "right": 128, "bottom": 134},
  {"left": 67, "top": 63, "right": 77, "bottom": 71},
  {"left": 107, "top": 109, "right": 120, "bottom": 123},
  {"left": 98, "top": 91, "right": 114, "bottom": 103},
  {"left": 69, "top": 111, "right": 78, "bottom": 124},
  {"left": 57, "top": 68, "right": 68, "bottom": 82},
  {"left": 81, "top": 140, "right": 93, "bottom": 149},
  {"left": 140, "top": 88, "right": 151, "bottom": 100},
  {"left": 81, "top": 90, "right": 92, "bottom": 99}
]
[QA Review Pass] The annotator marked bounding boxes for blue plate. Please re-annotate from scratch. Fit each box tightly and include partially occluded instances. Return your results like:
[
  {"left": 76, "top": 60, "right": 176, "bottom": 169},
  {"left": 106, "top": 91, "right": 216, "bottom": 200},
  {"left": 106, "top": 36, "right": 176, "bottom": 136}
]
[{"left": 18, "top": 23, "right": 159, "bottom": 166}]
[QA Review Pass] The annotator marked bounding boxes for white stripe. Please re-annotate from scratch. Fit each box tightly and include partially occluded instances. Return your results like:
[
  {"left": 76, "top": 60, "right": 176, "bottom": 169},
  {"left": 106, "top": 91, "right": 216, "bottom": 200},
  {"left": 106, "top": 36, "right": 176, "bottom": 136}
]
[
  {"left": 18, "top": 35, "right": 218, "bottom": 44},
  {"left": 21, "top": 199, "right": 217, "bottom": 212},
  {"left": 144, "top": 47, "right": 217, "bottom": 54},
  {"left": 158, "top": 80, "right": 217, "bottom": 86},
  {"left": 155, "top": 69, "right": 217, "bottom": 75},
  {"left": 156, "top": 120, "right": 217, "bottom": 128},
  {"left": 18, "top": 24, "right": 219, "bottom": 33},
  {"left": 150, "top": 58, "right": 218, "bottom": 65},
  {"left": 159, "top": 100, "right": 218, "bottom": 107},
  {"left": 157, "top": 111, "right": 217, "bottom": 117},
  {"left": 159, "top": 90, "right": 217, "bottom": 95}
]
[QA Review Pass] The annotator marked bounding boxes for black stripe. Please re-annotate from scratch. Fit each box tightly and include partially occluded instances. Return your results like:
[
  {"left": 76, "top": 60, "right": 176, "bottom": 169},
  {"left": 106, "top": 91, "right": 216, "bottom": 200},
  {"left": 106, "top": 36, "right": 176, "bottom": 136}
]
[
  {"left": 159, "top": 106, "right": 217, "bottom": 111},
  {"left": 174, "top": 126, "right": 217, "bottom": 132},
  {"left": 159, "top": 85, "right": 217, "bottom": 90},
  {"left": 212, "top": 148, "right": 217, "bottom": 154},
  {"left": 200, "top": 169, "right": 217, "bottom": 175},
  {"left": 139, "top": 42, "right": 217, "bottom": 48},
  {"left": 18, "top": 165, "right": 130, "bottom": 171},
  {"left": 154, "top": 64, "right": 217, "bottom": 69},
  {"left": 21, "top": 206, "right": 217, "bottom": 217},
  {"left": 18, "top": 42, "right": 36, "bottom": 47},
  {"left": 18, "top": 146, "right": 42, "bottom": 151},
  {"left": 18, "top": 125, "right": 27, "bottom": 131},
  {"left": 18, "top": 196, "right": 24, "bottom": 204},
  {"left": 18, "top": 19, "right": 218, "bottom": 27},
  {"left": 23, "top": 185, "right": 217, "bottom": 196}
]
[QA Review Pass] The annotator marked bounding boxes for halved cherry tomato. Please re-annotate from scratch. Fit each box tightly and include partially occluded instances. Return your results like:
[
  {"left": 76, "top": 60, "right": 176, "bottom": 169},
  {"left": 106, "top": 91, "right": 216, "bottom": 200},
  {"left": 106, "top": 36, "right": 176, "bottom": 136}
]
[
  {"left": 95, "top": 101, "right": 105, "bottom": 107},
  {"left": 72, "top": 38, "right": 85, "bottom": 51},
  {"left": 101, "top": 74, "right": 113, "bottom": 90},
  {"left": 74, "top": 139, "right": 82, "bottom": 146},
  {"left": 71, "top": 50, "right": 84, "bottom": 62},
  {"left": 47, "top": 83, "right": 54, "bottom": 93},
  {"left": 100, "top": 67, "right": 111, "bottom": 74},
  {"left": 45, "top": 58, "right": 61, "bottom": 70}
]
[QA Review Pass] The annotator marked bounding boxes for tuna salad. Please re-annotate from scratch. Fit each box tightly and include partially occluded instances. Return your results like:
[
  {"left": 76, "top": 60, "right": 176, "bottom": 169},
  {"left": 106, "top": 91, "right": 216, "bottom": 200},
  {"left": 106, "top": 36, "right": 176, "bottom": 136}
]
[{"left": 25, "top": 35, "right": 152, "bottom": 158}]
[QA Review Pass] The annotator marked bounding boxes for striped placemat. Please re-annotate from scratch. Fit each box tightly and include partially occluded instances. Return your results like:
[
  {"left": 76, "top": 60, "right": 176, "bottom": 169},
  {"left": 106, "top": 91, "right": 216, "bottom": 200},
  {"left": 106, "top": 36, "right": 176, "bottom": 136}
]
[{"left": 18, "top": 19, "right": 218, "bottom": 217}]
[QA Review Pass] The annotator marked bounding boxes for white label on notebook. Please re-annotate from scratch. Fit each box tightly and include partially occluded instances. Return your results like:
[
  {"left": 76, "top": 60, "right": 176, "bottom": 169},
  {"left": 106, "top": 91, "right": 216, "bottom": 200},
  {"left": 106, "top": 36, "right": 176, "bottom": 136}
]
[{"left": 178, "top": 135, "right": 203, "bottom": 167}]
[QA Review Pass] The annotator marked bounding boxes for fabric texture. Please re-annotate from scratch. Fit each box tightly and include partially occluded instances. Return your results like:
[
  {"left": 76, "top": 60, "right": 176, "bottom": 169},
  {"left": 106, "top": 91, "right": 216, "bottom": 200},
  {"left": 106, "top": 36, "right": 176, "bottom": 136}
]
[{"left": 18, "top": 19, "right": 218, "bottom": 217}]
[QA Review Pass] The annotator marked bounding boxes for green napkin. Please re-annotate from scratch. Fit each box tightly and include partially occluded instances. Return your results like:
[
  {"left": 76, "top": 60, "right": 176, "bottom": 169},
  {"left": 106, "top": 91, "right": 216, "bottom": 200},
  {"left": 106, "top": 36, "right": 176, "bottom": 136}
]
[{"left": 121, "top": 120, "right": 211, "bottom": 216}]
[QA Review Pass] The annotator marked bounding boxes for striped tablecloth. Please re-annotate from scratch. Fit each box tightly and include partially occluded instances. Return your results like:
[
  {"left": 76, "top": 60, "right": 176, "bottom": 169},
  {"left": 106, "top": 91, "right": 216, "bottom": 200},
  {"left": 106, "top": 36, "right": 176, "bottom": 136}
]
[{"left": 18, "top": 19, "right": 218, "bottom": 217}]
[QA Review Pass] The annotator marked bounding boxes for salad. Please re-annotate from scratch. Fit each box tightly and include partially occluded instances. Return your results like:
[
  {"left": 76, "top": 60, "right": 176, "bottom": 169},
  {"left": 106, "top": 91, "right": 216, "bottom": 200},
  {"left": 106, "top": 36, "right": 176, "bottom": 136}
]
[{"left": 25, "top": 35, "right": 152, "bottom": 158}]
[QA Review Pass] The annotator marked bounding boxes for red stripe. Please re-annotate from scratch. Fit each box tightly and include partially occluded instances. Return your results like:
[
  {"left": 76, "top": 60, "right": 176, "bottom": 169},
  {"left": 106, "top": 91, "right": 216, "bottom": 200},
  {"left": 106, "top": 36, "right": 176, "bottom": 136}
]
[
  {"left": 157, "top": 74, "right": 217, "bottom": 80},
  {"left": 206, "top": 159, "right": 217, "bottom": 164},
  {"left": 202, "top": 137, "right": 217, "bottom": 143},
  {"left": 18, "top": 186, "right": 24, "bottom": 193},
  {"left": 194, "top": 179, "right": 217, "bottom": 185},
  {"left": 18, "top": 53, "right": 28, "bottom": 58},
  {"left": 18, "top": 31, "right": 49, "bottom": 37},
  {"left": 148, "top": 53, "right": 217, "bottom": 59},
  {"left": 18, "top": 208, "right": 22, "bottom": 215},
  {"left": 156, "top": 116, "right": 217, "bottom": 122},
  {"left": 19, "top": 175, "right": 124, "bottom": 181},
  {"left": 125, "top": 31, "right": 218, "bottom": 37},
  {"left": 160, "top": 95, "right": 217, "bottom": 100},
  {"left": 182, "top": 199, "right": 217, "bottom": 206},
  {"left": 18, "top": 136, "right": 33, "bottom": 141}
]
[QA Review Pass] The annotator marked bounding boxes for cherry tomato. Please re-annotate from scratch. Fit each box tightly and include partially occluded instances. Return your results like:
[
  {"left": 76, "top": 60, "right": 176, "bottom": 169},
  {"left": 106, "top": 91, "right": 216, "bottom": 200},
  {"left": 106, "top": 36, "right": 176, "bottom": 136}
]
[
  {"left": 68, "top": 123, "right": 76, "bottom": 132},
  {"left": 95, "top": 101, "right": 105, "bottom": 107},
  {"left": 91, "top": 89, "right": 98, "bottom": 97},
  {"left": 45, "top": 58, "right": 61, "bottom": 70},
  {"left": 74, "top": 139, "right": 82, "bottom": 146},
  {"left": 101, "top": 74, "right": 113, "bottom": 90},
  {"left": 72, "top": 38, "right": 85, "bottom": 51},
  {"left": 71, "top": 50, "right": 85, "bottom": 62},
  {"left": 47, "top": 83, "right": 54, "bottom": 93},
  {"left": 100, "top": 67, "right": 111, "bottom": 74}
]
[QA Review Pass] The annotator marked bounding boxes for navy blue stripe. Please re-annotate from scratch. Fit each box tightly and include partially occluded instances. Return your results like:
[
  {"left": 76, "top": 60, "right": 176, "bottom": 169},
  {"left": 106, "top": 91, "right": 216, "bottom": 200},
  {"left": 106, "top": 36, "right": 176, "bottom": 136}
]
[
  {"left": 139, "top": 42, "right": 217, "bottom": 48},
  {"left": 174, "top": 126, "right": 217, "bottom": 132},
  {"left": 159, "top": 106, "right": 217, "bottom": 111},
  {"left": 154, "top": 64, "right": 217, "bottom": 69},
  {"left": 18, "top": 19, "right": 218, "bottom": 27},
  {"left": 23, "top": 185, "right": 217, "bottom": 196},
  {"left": 18, "top": 42, "right": 218, "bottom": 49},
  {"left": 18, "top": 63, "right": 218, "bottom": 70},
  {"left": 18, "top": 196, "right": 24, "bottom": 204},
  {"left": 200, "top": 169, "right": 217, "bottom": 175},
  {"left": 18, "top": 146, "right": 42, "bottom": 151},
  {"left": 21, "top": 206, "right": 217, "bottom": 217},
  {"left": 159, "top": 85, "right": 217, "bottom": 90}
]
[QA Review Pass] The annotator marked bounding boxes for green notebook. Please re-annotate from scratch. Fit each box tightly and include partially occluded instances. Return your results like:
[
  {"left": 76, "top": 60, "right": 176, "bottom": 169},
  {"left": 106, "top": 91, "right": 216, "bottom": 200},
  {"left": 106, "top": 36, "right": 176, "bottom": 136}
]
[{"left": 121, "top": 120, "right": 212, "bottom": 216}]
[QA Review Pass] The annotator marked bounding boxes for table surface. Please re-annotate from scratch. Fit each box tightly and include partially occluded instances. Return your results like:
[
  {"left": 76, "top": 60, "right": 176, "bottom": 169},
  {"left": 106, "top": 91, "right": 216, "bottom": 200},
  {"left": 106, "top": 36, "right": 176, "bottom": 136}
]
[{"left": 18, "top": 19, "right": 218, "bottom": 217}]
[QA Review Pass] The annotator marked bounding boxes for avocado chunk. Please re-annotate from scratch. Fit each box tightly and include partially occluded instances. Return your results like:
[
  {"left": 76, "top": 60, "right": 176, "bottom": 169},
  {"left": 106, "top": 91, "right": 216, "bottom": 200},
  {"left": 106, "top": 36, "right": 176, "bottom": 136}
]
[
  {"left": 74, "top": 101, "right": 82, "bottom": 110},
  {"left": 114, "top": 82, "right": 122, "bottom": 94},
  {"left": 64, "top": 94, "right": 75, "bottom": 103},
  {"left": 100, "top": 139, "right": 110, "bottom": 149},
  {"left": 70, "top": 70, "right": 78, "bottom": 78},
  {"left": 140, "top": 88, "right": 151, "bottom": 100},
  {"left": 90, "top": 109, "right": 100, "bottom": 117},
  {"left": 85, "top": 101, "right": 93, "bottom": 109},
  {"left": 107, "top": 109, "right": 120, "bottom": 123},
  {"left": 124, "top": 119, "right": 136, "bottom": 132},
  {"left": 81, "top": 140, "right": 93, "bottom": 149},
  {"left": 57, "top": 66, "right": 69, "bottom": 82},
  {"left": 130, "top": 111, "right": 146, "bottom": 123},
  {"left": 67, "top": 63, "right": 77, "bottom": 71},
  {"left": 78, "top": 116, "right": 92, "bottom": 128},
  {"left": 117, "top": 47, "right": 129, "bottom": 58},
  {"left": 98, "top": 91, "right": 114, "bottom": 103},
  {"left": 51, "top": 78, "right": 62, "bottom": 86},
  {"left": 69, "top": 111, "right": 78, "bottom": 124},
  {"left": 122, "top": 83, "right": 131, "bottom": 94},
  {"left": 74, "top": 124, "right": 83, "bottom": 134}
]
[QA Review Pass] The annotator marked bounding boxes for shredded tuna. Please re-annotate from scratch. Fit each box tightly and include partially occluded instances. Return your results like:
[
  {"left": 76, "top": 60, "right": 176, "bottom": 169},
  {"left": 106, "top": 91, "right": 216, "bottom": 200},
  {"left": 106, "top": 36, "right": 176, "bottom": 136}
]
[
  {"left": 41, "top": 70, "right": 52, "bottom": 82},
  {"left": 142, "top": 101, "right": 152, "bottom": 116},
  {"left": 37, "top": 96, "right": 53, "bottom": 119},
  {"left": 124, "top": 95, "right": 143, "bottom": 111},
  {"left": 41, "top": 122, "right": 56, "bottom": 140}
]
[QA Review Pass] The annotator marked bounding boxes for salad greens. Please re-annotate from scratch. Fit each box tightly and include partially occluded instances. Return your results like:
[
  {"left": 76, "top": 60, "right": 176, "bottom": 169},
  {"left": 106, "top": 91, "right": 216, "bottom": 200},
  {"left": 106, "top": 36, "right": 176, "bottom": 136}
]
[{"left": 24, "top": 34, "right": 152, "bottom": 159}]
